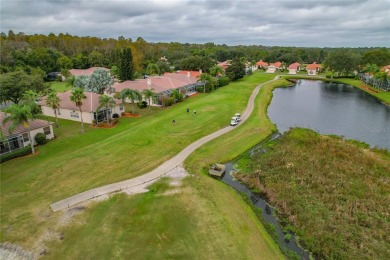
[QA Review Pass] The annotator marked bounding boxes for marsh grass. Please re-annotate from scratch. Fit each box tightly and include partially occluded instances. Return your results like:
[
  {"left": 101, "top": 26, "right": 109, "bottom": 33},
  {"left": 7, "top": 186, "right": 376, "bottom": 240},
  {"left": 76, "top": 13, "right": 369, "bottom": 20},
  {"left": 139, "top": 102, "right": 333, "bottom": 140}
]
[{"left": 235, "top": 128, "right": 390, "bottom": 259}]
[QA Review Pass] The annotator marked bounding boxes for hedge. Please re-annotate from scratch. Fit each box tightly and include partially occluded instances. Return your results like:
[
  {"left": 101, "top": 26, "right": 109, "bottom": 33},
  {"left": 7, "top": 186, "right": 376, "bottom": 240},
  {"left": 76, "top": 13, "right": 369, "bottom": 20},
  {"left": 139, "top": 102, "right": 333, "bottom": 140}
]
[{"left": 0, "top": 145, "right": 32, "bottom": 163}]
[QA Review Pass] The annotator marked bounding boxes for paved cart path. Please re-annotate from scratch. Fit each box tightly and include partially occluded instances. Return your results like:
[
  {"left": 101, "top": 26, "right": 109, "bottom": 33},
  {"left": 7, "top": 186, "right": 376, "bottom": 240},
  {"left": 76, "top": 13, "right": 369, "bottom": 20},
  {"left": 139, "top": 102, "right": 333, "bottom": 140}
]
[{"left": 50, "top": 77, "right": 277, "bottom": 212}]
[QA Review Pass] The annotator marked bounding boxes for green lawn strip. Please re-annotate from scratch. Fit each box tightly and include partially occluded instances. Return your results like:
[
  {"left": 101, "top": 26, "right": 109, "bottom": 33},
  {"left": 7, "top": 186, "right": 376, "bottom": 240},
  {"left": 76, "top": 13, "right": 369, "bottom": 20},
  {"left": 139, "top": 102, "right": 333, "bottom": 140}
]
[
  {"left": 235, "top": 128, "right": 390, "bottom": 259},
  {"left": 183, "top": 79, "right": 293, "bottom": 257},
  {"left": 0, "top": 72, "right": 275, "bottom": 250},
  {"left": 43, "top": 175, "right": 283, "bottom": 259},
  {"left": 45, "top": 81, "right": 72, "bottom": 92}
]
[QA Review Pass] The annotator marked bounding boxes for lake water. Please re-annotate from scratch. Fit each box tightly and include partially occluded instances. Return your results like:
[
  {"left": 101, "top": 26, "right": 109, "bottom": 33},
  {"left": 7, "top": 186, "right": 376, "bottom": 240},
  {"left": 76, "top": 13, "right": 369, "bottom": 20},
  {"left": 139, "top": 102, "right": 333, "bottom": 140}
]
[{"left": 268, "top": 80, "right": 390, "bottom": 150}]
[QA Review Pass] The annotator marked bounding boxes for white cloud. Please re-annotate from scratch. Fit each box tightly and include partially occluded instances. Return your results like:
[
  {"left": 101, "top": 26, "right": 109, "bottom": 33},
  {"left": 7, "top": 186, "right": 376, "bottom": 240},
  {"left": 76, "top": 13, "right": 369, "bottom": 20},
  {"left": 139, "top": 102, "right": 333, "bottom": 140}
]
[{"left": 0, "top": 0, "right": 389, "bottom": 47}]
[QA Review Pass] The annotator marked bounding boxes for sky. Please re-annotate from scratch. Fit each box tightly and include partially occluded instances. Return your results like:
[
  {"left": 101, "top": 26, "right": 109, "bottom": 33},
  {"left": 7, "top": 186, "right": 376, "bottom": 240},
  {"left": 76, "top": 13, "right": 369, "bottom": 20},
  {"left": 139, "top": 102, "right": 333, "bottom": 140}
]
[{"left": 1, "top": 0, "right": 389, "bottom": 47}]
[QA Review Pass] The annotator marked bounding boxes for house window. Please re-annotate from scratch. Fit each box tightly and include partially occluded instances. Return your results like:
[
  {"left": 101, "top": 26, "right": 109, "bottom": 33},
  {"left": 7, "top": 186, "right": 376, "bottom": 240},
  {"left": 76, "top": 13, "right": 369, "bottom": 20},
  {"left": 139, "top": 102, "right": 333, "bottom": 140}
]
[
  {"left": 70, "top": 111, "right": 79, "bottom": 118},
  {"left": 22, "top": 133, "right": 29, "bottom": 142},
  {"left": 43, "top": 127, "right": 51, "bottom": 135}
]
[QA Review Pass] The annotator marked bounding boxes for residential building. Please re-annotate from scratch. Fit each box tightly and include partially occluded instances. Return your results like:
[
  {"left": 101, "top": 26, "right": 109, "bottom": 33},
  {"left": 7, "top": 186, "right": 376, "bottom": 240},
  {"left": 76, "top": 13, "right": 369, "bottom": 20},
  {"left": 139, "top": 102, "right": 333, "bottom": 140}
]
[
  {"left": 306, "top": 63, "right": 322, "bottom": 75},
  {"left": 288, "top": 62, "right": 301, "bottom": 74},
  {"left": 69, "top": 67, "right": 110, "bottom": 77},
  {"left": 0, "top": 112, "right": 54, "bottom": 155},
  {"left": 39, "top": 91, "right": 123, "bottom": 124}
]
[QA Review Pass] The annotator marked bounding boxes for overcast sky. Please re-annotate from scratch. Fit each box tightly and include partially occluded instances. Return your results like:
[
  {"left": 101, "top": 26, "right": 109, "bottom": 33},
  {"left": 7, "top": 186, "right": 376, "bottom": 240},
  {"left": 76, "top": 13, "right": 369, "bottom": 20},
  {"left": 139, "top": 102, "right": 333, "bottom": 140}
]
[{"left": 1, "top": 0, "right": 389, "bottom": 47}]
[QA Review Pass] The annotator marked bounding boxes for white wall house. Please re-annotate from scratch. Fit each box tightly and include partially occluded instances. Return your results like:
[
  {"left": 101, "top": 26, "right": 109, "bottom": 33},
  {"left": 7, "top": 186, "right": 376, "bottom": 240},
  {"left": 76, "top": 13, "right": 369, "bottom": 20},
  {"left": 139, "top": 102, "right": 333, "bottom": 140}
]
[
  {"left": 306, "top": 63, "right": 322, "bottom": 75},
  {"left": 288, "top": 62, "right": 301, "bottom": 74},
  {"left": 0, "top": 112, "right": 54, "bottom": 155},
  {"left": 40, "top": 91, "right": 123, "bottom": 124}
]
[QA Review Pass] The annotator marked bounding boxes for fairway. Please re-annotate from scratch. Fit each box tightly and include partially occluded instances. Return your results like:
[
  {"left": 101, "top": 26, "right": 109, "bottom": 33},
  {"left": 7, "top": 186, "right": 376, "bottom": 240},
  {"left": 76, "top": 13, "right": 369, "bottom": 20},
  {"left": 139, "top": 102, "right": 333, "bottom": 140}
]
[{"left": 1, "top": 72, "right": 284, "bottom": 258}]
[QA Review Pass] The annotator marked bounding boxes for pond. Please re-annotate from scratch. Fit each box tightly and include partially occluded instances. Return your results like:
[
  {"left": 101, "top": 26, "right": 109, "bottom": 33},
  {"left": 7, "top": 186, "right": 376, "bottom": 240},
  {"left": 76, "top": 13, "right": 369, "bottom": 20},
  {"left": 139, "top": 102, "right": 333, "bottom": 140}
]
[{"left": 268, "top": 80, "right": 390, "bottom": 150}]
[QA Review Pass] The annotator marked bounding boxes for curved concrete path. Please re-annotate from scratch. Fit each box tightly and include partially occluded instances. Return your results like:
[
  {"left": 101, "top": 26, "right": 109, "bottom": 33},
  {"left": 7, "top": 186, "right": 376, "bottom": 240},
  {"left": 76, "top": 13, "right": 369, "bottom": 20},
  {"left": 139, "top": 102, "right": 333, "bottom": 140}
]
[{"left": 50, "top": 77, "right": 277, "bottom": 212}]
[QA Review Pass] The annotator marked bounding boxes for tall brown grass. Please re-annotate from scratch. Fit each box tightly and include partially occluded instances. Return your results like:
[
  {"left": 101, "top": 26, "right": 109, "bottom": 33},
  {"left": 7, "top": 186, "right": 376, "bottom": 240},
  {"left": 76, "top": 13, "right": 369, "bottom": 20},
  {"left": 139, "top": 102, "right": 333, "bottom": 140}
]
[{"left": 236, "top": 128, "right": 390, "bottom": 259}]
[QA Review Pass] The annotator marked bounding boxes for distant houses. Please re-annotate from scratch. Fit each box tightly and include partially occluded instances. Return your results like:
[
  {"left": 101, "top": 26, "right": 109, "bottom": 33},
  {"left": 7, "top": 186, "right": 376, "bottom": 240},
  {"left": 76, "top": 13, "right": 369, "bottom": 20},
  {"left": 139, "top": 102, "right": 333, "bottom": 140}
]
[
  {"left": 256, "top": 60, "right": 268, "bottom": 69},
  {"left": 0, "top": 112, "right": 54, "bottom": 155},
  {"left": 266, "top": 61, "right": 283, "bottom": 73}
]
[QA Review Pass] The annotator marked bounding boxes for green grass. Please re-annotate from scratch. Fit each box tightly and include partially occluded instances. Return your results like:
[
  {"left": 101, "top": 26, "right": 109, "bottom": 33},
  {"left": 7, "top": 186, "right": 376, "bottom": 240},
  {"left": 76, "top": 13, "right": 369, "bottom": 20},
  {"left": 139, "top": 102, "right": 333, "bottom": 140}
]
[
  {"left": 45, "top": 81, "right": 72, "bottom": 92},
  {"left": 1, "top": 71, "right": 283, "bottom": 258},
  {"left": 235, "top": 128, "right": 390, "bottom": 259}
]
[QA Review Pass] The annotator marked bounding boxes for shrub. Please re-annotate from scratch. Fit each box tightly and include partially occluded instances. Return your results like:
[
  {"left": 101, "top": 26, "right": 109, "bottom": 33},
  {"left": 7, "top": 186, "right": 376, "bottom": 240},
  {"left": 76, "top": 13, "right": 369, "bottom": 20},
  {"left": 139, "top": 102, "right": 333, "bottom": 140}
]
[
  {"left": 218, "top": 76, "right": 230, "bottom": 88},
  {"left": 137, "top": 101, "right": 147, "bottom": 109},
  {"left": 112, "top": 113, "right": 119, "bottom": 118},
  {"left": 164, "top": 97, "right": 174, "bottom": 106},
  {"left": 196, "top": 86, "right": 204, "bottom": 93},
  {"left": 0, "top": 145, "right": 32, "bottom": 163},
  {"left": 34, "top": 132, "right": 47, "bottom": 145},
  {"left": 284, "top": 233, "right": 292, "bottom": 243}
]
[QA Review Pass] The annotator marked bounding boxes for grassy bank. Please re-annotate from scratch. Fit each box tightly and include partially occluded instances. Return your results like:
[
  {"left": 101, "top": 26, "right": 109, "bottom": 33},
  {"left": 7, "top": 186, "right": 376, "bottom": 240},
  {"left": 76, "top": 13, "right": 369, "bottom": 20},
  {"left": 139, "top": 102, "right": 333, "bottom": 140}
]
[
  {"left": 235, "top": 128, "right": 390, "bottom": 259},
  {"left": 1, "top": 72, "right": 284, "bottom": 258}
]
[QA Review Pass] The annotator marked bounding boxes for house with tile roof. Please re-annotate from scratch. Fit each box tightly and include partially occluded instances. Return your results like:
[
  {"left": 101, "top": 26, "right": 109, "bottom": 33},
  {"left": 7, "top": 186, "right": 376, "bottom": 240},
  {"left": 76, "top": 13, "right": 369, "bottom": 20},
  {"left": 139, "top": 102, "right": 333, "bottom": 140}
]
[
  {"left": 217, "top": 61, "right": 231, "bottom": 70},
  {"left": 288, "top": 62, "right": 301, "bottom": 74},
  {"left": 256, "top": 60, "right": 268, "bottom": 69},
  {"left": 266, "top": 61, "right": 283, "bottom": 73},
  {"left": 69, "top": 67, "right": 110, "bottom": 77},
  {"left": 0, "top": 112, "right": 54, "bottom": 155},
  {"left": 39, "top": 91, "right": 123, "bottom": 124},
  {"left": 111, "top": 72, "right": 200, "bottom": 106},
  {"left": 306, "top": 62, "right": 322, "bottom": 75}
]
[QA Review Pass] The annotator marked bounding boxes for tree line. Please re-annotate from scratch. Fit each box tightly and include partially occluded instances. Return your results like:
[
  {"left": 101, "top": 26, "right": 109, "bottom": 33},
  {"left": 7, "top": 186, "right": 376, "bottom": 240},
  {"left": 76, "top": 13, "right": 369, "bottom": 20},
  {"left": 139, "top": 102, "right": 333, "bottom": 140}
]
[{"left": 2, "top": 30, "right": 389, "bottom": 77}]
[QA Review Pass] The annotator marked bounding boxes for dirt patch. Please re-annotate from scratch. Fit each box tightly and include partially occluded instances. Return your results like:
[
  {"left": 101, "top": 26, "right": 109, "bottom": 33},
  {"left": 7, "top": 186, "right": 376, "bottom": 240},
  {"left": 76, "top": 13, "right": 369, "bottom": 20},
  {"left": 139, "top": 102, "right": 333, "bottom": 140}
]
[
  {"left": 121, "top": 113, "right": 141, "bottom": 118},
  {"left": 0, "top": 242, "right": 35, "bottom": 260},
  {"left": 360, "top": 83, "right": 379, "bottom": 93}
]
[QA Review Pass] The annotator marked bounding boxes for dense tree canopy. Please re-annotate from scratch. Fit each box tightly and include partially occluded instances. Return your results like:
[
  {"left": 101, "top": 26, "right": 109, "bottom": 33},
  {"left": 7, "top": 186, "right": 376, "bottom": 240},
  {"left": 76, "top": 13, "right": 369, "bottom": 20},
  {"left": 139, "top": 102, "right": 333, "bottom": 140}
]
[
  {"left": 323, "top": 50, "right": 361, "bottom": 76},
  {"left": 118, "top": 48, "right": 135, "bottom": 81},
  {"left": 0, "top": 71, "right": 46, "bottom": 104},
  {"left": 225, "top": 58, "right": 246, "bottom": 81},
  {"left": 0, "top": 31, "right": 389, "bottom": 83}
]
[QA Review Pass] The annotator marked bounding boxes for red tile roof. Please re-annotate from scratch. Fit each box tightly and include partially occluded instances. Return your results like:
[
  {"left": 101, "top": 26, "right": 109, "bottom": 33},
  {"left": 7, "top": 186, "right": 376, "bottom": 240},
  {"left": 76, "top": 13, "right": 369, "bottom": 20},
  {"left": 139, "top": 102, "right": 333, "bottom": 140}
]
[
  {"left": 288, "top": 62, "right": 301, "bottom": 69},
  {"left": 217, "top": 61, "right": 230, "bottom": 69},
  {"left": 176, "top": 70, "right": 202, "bottom": 78},
  {"left": 306, "top": 63, "right": 322, "bottom": 70},
  {"left": 256, "top": 60, "right": 268, "bottom": 67},
  {"left": 69, "top": 67, "right": 110, "bottom": 77},
  {"left": 271, "top": 61, "right": 282, "bottom": 68},
  {"left": 0, "top": 112, "right": 52, "bottom": 136},
  {"left": 39, "top": 91, "right": 121, "bottom": 113},
  {"left": 113, "top": 73, "right": 198, "bottom": 94}
]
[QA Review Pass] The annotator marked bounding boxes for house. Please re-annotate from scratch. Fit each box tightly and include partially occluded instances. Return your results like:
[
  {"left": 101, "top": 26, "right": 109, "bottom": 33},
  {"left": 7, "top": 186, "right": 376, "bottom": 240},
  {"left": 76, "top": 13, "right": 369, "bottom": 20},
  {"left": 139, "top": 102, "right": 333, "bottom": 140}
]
[
  {"left": 69, "top": 67, "right": 110, "bottom": 77},
  {"left": 0, "top": 112, "right": 54, "bottom": 155},
  {"left": 176, "top": 70, "right": 202, "bottom": 78},
  {"left": 217, "top": 61, "right": 231, "bottom": 70},
  {"left": 266, "top": 61, "right": 283, "bottom": 73},
  {"left": 306, "top": 63, "right": 322, "bottom": 75},
  {"left": 39, "top": 91, "right": 123, "bottom": 124},
  {"left": 256, "top": 60, "right": 268, "bottom": 69},
  {"left": 111, "top": 72, "right": 200, "bottom": 106},
  {"left": 288, "top": 62, "right": 301, "bottom": 74},
  {"left": 381, "top": 65, "right": 390, "bottom": 75}
]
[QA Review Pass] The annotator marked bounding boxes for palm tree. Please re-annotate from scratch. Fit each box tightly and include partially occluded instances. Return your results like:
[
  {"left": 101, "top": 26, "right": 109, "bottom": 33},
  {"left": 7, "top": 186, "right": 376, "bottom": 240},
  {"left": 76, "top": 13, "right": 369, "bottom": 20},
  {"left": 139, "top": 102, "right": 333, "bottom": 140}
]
[
  {"left": 97, "top": 94, "right": 116, "bottom": 125},
  {"left": 210, "top": 65, "right": 224, "bottom": 77},
  {"left": 121, "top": 89, "right": 141, "bottom": 114},
  {"left": 2, "top": 103, "right": 46, "bottom": 154},
  {"left": 70, "top": 88, "right": 87, "bottom": 133},
  {"left": 142, "top": 89, "right": 156, "bottom": 111},
  {"left": 197, "top": 73, "right": 214, "bottom": 93},
  {"left": 45, "top": 91, "right": 61, "bottom": 128}
]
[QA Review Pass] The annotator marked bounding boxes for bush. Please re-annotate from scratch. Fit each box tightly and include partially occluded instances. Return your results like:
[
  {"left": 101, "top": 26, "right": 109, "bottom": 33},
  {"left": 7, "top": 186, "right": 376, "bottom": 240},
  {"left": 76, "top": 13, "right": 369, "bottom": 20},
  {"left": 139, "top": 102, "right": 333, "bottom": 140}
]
[
  {"left": 0, "top": 145, "right": 32, "bottom": 163},
  {"left": 284, "top": 233, "right": 292, "bottom": 243},
  {"left": 34, "top": 132, "right": 47, "bottom": 145},
  {"left": 218, "top": 76, "right": 230, "bottom": 88},
  {"left": 164, "top": 97, "right": 174, "bottom": 106},
  {"left": 137, "top": 101, "right": 147, "bottom": 109},
  {"left": 196, "top": 86, "right": 204, "bottom": 93},
  {"left": 112, "top": 113, "right": 119, "bottom": 118}
]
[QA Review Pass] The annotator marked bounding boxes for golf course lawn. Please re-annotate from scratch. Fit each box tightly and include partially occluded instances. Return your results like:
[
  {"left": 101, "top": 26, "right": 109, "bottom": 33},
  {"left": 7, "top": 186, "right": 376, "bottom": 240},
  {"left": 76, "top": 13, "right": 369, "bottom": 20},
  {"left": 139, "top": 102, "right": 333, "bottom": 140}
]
[{"left": 1, "top": 72, "right": 286, "bottom": 258}]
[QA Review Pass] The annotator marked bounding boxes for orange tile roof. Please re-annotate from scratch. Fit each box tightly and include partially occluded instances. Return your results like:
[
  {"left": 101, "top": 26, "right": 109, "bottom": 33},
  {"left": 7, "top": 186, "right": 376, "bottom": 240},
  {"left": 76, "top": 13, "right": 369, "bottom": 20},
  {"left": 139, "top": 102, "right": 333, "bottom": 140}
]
[
  {"left": 306, "top": 63, "right": 322, "bottom": 70},
  {"left": 288, "top": 62, "right": 301, "bottom": 69},
  {"left": 256, "top": 60, "right": 268, "bottom": 67},
  {"left": 176, "top": 70, "right": 202, "bottom": 78}
]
